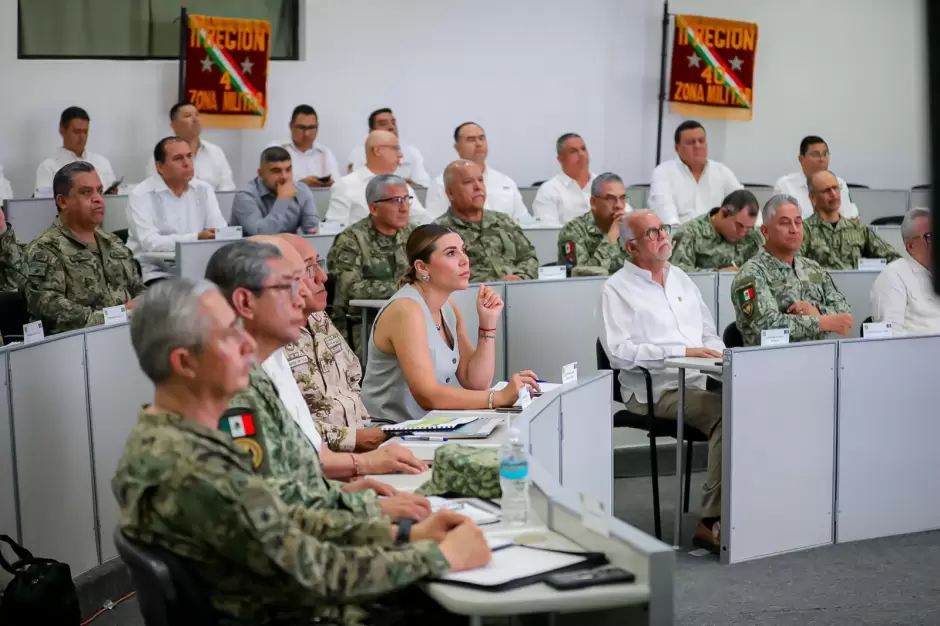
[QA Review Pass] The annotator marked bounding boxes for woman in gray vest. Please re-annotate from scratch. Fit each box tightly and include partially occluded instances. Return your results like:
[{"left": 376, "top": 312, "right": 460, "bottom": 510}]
[{"left": 362, "top": 224, "right": 539, "bottom": 422}]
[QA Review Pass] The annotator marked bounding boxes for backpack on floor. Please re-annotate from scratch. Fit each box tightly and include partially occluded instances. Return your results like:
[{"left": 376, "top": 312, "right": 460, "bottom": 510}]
[{"left": 0, "top": 534, "right": 80, "bottom": 625}]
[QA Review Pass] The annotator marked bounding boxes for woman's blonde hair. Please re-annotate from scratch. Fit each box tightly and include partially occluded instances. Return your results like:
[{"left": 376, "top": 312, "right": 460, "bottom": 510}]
[{"left": 398, "top": 224, "right": 457, "bottom": 287}]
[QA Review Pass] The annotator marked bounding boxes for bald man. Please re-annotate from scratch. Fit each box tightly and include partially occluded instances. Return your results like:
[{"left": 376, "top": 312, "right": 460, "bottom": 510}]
[
  {"left": 597, "top": 209, "right": 724, "bottom": 550},
  {"left": 326, "top": 130, "right": 429, "bottom": 227}
]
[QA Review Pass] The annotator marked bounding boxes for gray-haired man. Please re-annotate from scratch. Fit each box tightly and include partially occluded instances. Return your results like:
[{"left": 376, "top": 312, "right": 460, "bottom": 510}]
[
  {"left": 556, "top": 172, "right": 634, "bottom": 275},
  {"left": 112, "top": 277, "right": 490, "bottom": 625},
  {"left": 230, "top": 145, "right": 320, "bottom": 235},
  {"left": 326, "top": 173, "right": 414, "bottom": 354}
]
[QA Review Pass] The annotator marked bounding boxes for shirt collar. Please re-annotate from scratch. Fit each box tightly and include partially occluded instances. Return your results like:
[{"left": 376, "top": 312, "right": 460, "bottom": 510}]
[
  {"left": 289, "top": 141, "right": 322, "bottom": 156},
  {"left": 52, "top": 216, "right": 100, "bottom": 248},
  {"left": 623, "top": 260, "right": 671, "bottom": 285},
  {"left": 677, "top": 158, "right": 710, "bottom": 177},
  {"left": 253, "top": 176, "right": 276, "bottom": 198},
  {"left": 905, "top": 253, "right": 930, "bottom": 275},
  {"left": 153, "top": 175, "right": 191, "bottom": 195},
  {"left": 558, "top": 171, "right": 594, "bottom": 190},
  {"left": 58, "top": 146, "right": 86, "bottom": 161}
]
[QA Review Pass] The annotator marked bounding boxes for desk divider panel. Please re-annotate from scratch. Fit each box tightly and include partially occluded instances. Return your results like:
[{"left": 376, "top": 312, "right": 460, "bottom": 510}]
[
  {"left": 871, "top": 225, "right": 904, "bottom": 254},
  {"left": 176, "top": 239, "right": 237, "bottom": 280},
  {"left": 852, "top": 189, "right": 910, "bottom": 223},
  {"left": 525, "top": 394, "right": 562, "bottom": 486},
  {"left": 0, "top": 351, "right": 16, "bottom": 541},
  {"left": 689, "top": 272, "right": 718, "bottom": 325},
  {"left": 836, "top": 336, "right": 940, "bottom": 543},
  {"left": 722, "top": 342, "right": 837, "bottom": 563},
  {"left": 559, "top": 372, "right": 614, "bottom": 514},
  {"left": 101, "top": 195, "right": 131, "bottom": 233},
  {"left": 746, "top": 187, "right": 774, "bottom": 209},
  {"left": 9, "top": 334, "right": 99, "bottom": 574},
  {"left": 305, "top": 234, "right": 336, "bottom": 271},
  {"left": 626, "top": 187, "right": 647, "bottom": 210},
  {"left": 85, "top": 324, "right": 155, "bottom": 561},
  {"left": 311, "top": 188, "right": 331, "bottom": 219},
  {"left": 4, "top": 197, "right": 57, "bottom": 242},
  {"left": 525, "top": 228, "right": 561, "bottom": 266},
  {"left": 414, "top": 187, "right": 427, "bottom": 206},
  {"left": 505, "top": 277, "right": 606, "bottom": 380},
  {"left": 909, "top": 188, "right": 930, "bottom": 210},
  {"left": 216, "top": 191, "right": 237, "bottom": 222},
  {"left": 520, "top": 187, "right": 538, "bottom": 212},
  {"left": 447, "top": 283, "right": 507, "bottom": 382},
  {"left": 829, "top": 270, "right": 877, "bottom": 337},
  {"left": 717, "top": 272, "right": 736, "bottom": 337}
]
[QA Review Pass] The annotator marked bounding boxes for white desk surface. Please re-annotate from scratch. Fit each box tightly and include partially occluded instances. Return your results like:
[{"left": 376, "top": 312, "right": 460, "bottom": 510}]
[
  {"left": 368, "top": 469, "right": 431, "bottom": 493},
  {"left": 663, "top": 356, "right": 724, "bottom": 374},
  {"left": 349, "top": 299, "right": 387, "bottom": 309},
  {"left": 425, "top": 516, "right": 649, "bottom": 615},
  {"left": 138, "top": 251, "right": 176, "bottom": 262}
]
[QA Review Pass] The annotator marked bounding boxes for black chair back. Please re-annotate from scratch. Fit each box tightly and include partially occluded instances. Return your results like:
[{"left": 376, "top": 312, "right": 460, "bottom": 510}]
[
  {"left": 742, "top": 183, "right": 771, "bottom": 188},
  {"left": 846, "top": 183, "right": 869, "bottom": 189},
  {"left": 324, "top": 273, "right": 337, "bottom": 316},
  {"left": 860, "top": 316, "right": 873, "bottom": 337},
  {"left": 723, "top": 322, "right": 743, "bottom": 348},
  {"left": 113, "top": 529, "right": 219, "bottom": 626},
  {"left": 0, "top": 291, "right": 30, "bottom": 342},
  {"left": 113, "top": 229, "right": 130, "bottom": 244},
  {"left": 912, "top": 184, "right": 932, "bottom": 190},
  {"left": 531, "top": 180, "right": 545, "bottom": 187},
  {"left": 595, "top": 339, "right": 623, "bottom": 404},
  {"left": 870, "top": 216, "right": 904, "bottom": 226}
]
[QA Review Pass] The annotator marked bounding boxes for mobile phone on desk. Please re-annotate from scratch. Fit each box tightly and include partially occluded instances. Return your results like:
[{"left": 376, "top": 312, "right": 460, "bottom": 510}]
[{"left": 545, "top": 565, "right": 635, "bottom": 590}]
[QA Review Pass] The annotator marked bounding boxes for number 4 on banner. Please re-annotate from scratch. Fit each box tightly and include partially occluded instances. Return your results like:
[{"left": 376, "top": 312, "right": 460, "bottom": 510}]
[
  {"left": 701, "top": 67, "right": 726, "bottom": 85},
  {"left": 219, "top": 71, "right": 232, "bottom": 90}
]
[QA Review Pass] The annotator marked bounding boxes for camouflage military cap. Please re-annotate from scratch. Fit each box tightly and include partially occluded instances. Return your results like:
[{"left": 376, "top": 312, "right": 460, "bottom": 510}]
[
  {"left": 417, "top": 445, "right": 500, "bottom": 499},
  {"left": 571, "top": 265, "right": 610, "bottom": 277}
]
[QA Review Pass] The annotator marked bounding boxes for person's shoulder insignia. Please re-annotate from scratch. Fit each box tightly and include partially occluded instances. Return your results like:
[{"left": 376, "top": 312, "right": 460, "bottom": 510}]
[
  {"left": 735, "top": 284, "right": 756, "bottom": 317},
  {"left": 218, "top": 408, "right": 256, "bottom": 438},
  {"left": 234, "top": 437, "right": 264, "bottom": 469}
]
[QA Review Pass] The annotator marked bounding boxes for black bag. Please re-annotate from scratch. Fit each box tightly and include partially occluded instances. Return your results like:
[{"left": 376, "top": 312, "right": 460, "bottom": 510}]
[{"left": 0, "top": 534, "right": 81, "bottom": 625}]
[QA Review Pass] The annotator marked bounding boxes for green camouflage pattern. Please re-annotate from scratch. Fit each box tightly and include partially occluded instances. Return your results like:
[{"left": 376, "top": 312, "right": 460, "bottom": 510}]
[
  {"left": 556, "top": 211, "right": 629, "bottom": 275},
  {"left": 732, "top": 249, "right": 852, "bottom": 346},
  {"left": 571, "top": 266, "right": 611, "bottom": 277},
  {"left": 112, "top": 408, "right": 449, "bottom": 625},
  {"left": 286, "top": 312, "right": 371, "bottom": 452},
  {"left": 799, "top": 213, "right": 901, "bottom": 270},
  {"left": 434, "top": 209, "right": 539, "bottom": 283},
  {"left": 417, "top": 445, "right": 501, "bottom": 499},
  {"left": 327, "top": 217, "right": 413, "bottom": 355},
  {"left": 0, "top": 226, "right": 26, "bottom": 292},
  {"left": 670, "top": 208, "right": 764, "bottom": 272},
  {"left": 227, "top": 364, "right": 381, "bottom": 517},
  {"left": 23, "top": 217, "right": 144, "bottom": 334}
]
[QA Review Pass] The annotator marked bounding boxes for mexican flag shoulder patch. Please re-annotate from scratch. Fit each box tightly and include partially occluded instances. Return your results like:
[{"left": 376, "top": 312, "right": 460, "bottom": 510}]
[
  {"left": 219, "top": 409, "right": 256, "bottom": 438},
  {"left": 736, "top": 285, "right": 756, "bottom": 317}
]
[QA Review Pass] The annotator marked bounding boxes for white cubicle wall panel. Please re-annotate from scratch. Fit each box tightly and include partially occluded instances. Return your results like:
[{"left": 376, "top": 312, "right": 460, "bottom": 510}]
[
  {"left": 871, "top": 226, "right": 904, "bottom": 255},
  {"left": 85, "top": 324, "right": 155, "bottom": 561},
  {"left": 836, "top": 336, "right": 940, "bottom": 543},
  {"left": 851, "top": 189, "right": 910, "bottom": 223},
  {"left": 306, "top": 234, "right": 336, "bottom": 271},
  {"left": 527, "top": 394, "right": 561, "bottom": 486},
  {"left": 9, "top": 334, "right": 99, "bottom": 573},
  {"left": 717, "top": 272, "right": 736, "bottom": 337},
  {"left": 746, "top": 187, "right": 773, "bottom": 209},
  {"left": 176, "top": 240, "right": 234, "bottom": 280},
  {"left": 526, "top": 228, "right": 560, "bottom": 266},
  {"left": 689, "top": 272, "right": 718, "bottom": 326},
  {"left": 559, "top": 372, "right": 614, "bottom": 514},
  {"left": 723, "top": 342, "right": 837, "bottom": 564},
  {"left": 830, "top": 271, "right": 877, "bottom": 337},
  {"left": 520, "top": 187, "right": 537, "bottom": 212},
  {"left": 909, "top": 188, "right": 930, "bottom": 209},
  {"left": 101, "top": 196, "right": 131, "bottom": 233},
  {"left": 0, "top": 351, "right": 16, "bottom": 541},
  {"left": 626, "top": 187, "right": 647, "bottom": 210},
  {"left": 217, "top": 191, "right": 237, "bottom": 222},
  {"left": 311, "top": 188, "right": 331, "bottom": 220},
  {"left": 4, "top": 197, "right": 56, "bottom": 242},
  {"left": 448, "top": 283, "right": 506, "bottom": 382}
]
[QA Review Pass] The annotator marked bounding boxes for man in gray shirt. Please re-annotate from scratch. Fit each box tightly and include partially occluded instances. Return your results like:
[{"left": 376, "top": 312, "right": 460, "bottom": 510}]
[{"left": 231, "top": 146, "right": 319, "bottom": 235}]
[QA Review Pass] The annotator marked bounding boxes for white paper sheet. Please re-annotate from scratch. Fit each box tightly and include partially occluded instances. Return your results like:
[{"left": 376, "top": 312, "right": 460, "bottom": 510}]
[
  {"left": 427, "top": 497, "right": 501, "bottom": 525},
  {"left": 437, "top": 545, "right": 588, "bottom": 586}
]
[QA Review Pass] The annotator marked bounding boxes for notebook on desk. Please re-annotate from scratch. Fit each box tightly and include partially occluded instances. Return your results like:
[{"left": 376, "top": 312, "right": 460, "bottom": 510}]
[{"left": 380, "top": 414, "right": 479, "bottom": 434}]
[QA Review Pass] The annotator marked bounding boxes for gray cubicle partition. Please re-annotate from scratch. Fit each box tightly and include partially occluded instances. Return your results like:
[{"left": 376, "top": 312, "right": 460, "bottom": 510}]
[
  {"left": 8, "top": 333, "right": 100, "bottom": 574},
  {"left": 836, "top": 335, "right": 940, "bottom": 543},
  {"left": 627, "top": 186, "right": 647, "bottom": 210},
  {"left": 558, "top": 372, "right": 614, "bottom": 514},
  {"left": 527, "top": 394, "right": 561, "bottom": 484},
  {"left": 909, "top": 188, "right": 930, "bottom": 209},
  {"left": 525, "top": 227, "right": 561, "bottom": 266},
  {"left": 311, "top": 188, "right": 331, "bottom": 219},
  {"left": 448, "top": 283, "right": 507, "bottom": 382},
  {"left": 4, "top": 196, "right": 58, "bottom": 241},
  {"left": 176, "top": 234, "right": 326, "bottom": 280},
  {"left": 505, "top": 274, "right": 718, "bottom": 381},
  {"left": 85, "top": 324, "right": 154, "bottom": 561},
  {"left": 101, "top": 195, "right": 131, "bottom": 232},
  {"left": 0, "top": 350, "right": 16, "bottom": 542},
  {"left": 414, "top": 187, "right": 427, "bottom": 206},
  {"left": 871, "top": 225, "right": 904, "bottom": 254},
  {"left": 217, "top": 190, "right": 237, "bottom": 222},
  {"left": 520, "top": 186, "right": 538, "bottom": 211},
  {"left": 852, "top": 189, "right": 910, "bottom": 223},
  {"left": 716, "top": 272, "right": 736, "bottom": 337},
  {"left": 307, "top": 234, "right": 336, "bottom": 269},
  {"left": 722, "top": 342, "right": 838, "bottom": 563},
  {"left": 746, "top": 186, "right": 774, "bottom": 209}
]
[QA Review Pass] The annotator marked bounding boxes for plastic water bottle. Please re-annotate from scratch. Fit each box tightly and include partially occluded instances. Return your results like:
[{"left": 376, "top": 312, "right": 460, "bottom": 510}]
[{"left": 499, "top": 428, "right": 530, "bottom": 525}]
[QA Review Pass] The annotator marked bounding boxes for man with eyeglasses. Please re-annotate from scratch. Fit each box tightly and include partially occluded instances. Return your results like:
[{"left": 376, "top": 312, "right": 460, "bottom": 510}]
[
  {"left": 327, "top": 130, "right": 429, "bottom": 227},
  {"left": 773, "top": 135, "right": 860, "bottom": 219},
  {"left": 597, "top": 209, "right": 725, "bottom": 552},
  {"left": 328, "top": 174, "right": 414, "bottom": 355},
  {"left": 671, "top": 189, "right": 764, "bottom": 273},
  {"left": 733, "top": 194, "right": 854, "bottom": 346},
  {"left": 800, "top": 170, "right": 899, "bottom": 270},
  {"left": 230, "top": 146, "right": 319, "bottom": 236},
  {"left": 275, "top": 104, "right": 341, "bottom": 188},
  {"left": 556, "top": 172, "right": 633, "bottom": 275},
  {"left": 871, "top": 207, "right": 940, "bottom": 336},
  {"left": 435, "top": 160, "right": 538, "bottom": 283}
]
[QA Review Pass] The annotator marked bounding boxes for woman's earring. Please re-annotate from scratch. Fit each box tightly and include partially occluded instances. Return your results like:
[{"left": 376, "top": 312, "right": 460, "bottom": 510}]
[{"left": 420, "top": 273, "right": 431, "bottom": 282}]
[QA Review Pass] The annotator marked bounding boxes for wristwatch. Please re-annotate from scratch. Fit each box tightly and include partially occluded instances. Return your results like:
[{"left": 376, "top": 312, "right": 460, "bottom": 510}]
[{"left": 395, "top": 518, "right": 417, "bottom": 544}]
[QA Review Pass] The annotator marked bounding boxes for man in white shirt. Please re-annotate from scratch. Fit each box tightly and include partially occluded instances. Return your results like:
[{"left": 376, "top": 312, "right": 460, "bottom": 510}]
[
  {"left": 532, "top": 133, "right": 596, "bottom": 226},
  {"left": 147, "top": 102, "right": 236, "bottom": 192},
  {"left": 328, "top": 130, "right": 429, "bottom": 226},
  {"left": 346, "top": 108, "right": 431, "bottom": 187},
  {"left": 773, "top": 135, "right": 860, "bottom": 219},
  {"left": 649, "top": 120, "right": 743, "bottom": 226},
  {"left": 35, "top": 107, "right": 117, "bottom": 198},
  {"left": 275, "top": 104, "right": 341, "bottom": 188},
  {"left": 598, "top": 208, "right": 724, "bottom": 551},
  {"left": 127, "top": 137, "right": 227, "bottom": 284},
  {"left": 871, "top": 207, "right": 940, "bottom": 336},
  {"left": 0, "top": 165, "right": 12, "bottom": 201},
  {"left": 424, "top": 122, "right": 528, "bottom": 221}
]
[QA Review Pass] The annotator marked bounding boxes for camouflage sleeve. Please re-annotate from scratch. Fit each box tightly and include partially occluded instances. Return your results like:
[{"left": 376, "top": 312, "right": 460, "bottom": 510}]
[
  {"left": 316, "top": 421, "right": 357, "bottom": 452},
  {"left": 669, "top": 230, "right": 699, "bottom": 272},
  {"left": 335, "top": 480, "right": 383, "bottom": 518},
  {"left": 864, "top": 229, "right": 902, "bottom": 263},
  {"left": 325, "top": 233, "right": 361, "bottom": 334},
  {"left": 818, "top": 271, "right": 852, "bottom": 315},
  {"left": 24, "top": 244, "right": 105, "bottom": 330},
  {"left": 507, "top": 223, "right": 539, "bottom": 280},
  {"left": 732, "top": 268, "right": 822, "bottom": 345},
  {"left": 585, "top": 240, "right": 625, "bottom": 274},
  {"left": 0, "top": 227, "right": 26, "bottom": 292}
]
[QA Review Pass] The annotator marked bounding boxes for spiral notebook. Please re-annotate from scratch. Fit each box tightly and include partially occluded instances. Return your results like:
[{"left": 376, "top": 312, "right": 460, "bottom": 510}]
[{"left": 380, "top": 414, "right": 479, "bottom": 433}]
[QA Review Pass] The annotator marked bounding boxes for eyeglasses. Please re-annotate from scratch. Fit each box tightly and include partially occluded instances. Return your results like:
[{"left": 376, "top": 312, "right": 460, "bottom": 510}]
[
  {"left": 247, "top": 278, "right": 301, "bottom": 298},
  {"left": 806, "top": 150, "right": 830, "bottom": 158},
  {"left": 304, "top": 260, "right": 324, "bottom": 277},
  {"left": 374, "top": 195, "right": 413, "bottom": 206},
  {"left": 629, "top": 224, "right": 672, "bottom": 242},
  {"left": 292, "top": 124, "right": 318, "bottom": 133},
  {"left": 593, "top": 194, "right": 627, "bottom": 205},
  {"left": 910, "top": 232, "right": 933, "bottom": 243},
  {"left": 377, "top": 144, "right": 401, "bottom": 152}
]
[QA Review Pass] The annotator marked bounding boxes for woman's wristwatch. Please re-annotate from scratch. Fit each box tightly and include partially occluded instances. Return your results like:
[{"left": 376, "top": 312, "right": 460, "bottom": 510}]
[{"left": 395, "top": 518, "right": 417, "bottom": 544}]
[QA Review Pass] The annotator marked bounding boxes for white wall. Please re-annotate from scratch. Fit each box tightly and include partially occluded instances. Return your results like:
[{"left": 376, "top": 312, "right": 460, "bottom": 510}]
[{"left": 0, "top": 0, "right": 927, "bottom": 199}]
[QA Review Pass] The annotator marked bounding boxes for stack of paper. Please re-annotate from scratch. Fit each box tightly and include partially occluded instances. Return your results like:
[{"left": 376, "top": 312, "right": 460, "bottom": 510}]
[
  {"left": 427, "top": 497, "right": 501, "bottom": 525},
  {"left": 437, "top": 545, "right": 589, "bottom": 586},
  {"left": 381, "top": 415, "right": 479, "bottom": 433}
]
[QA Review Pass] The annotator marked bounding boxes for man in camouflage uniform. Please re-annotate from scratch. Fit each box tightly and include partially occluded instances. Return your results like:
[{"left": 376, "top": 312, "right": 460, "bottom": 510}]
[
  {"left": 327, "top": 173, "right": 413, "bottom": 355},
  {"left": 733, "top": 194, "right": 854, "bottom": 346},
  {"left": 434, "top": 160, "right": 538, "bottom": 283},
  {"left": 556, "top": 172, "right": 632, "bottom": 275},
  {"left": 23, "top": 162, "right": 144, "bottom": 334},
  {"left": 0, "top": 208, "right": 26, "bottom": 346},
  {"left": 205, "top": 239, "right": 431, "bottom": 521},
  {"left": 284, "top": 234, "right": 389, "bottom": 453},
  {"left": 113, "top": 278, "right": 491, "bottom": 626},
  {"left": 671, "top": 189, "right": 764, "bottom": 272},
  {"left": 800, "top": 169, "right": 900, "bottom": 270}
]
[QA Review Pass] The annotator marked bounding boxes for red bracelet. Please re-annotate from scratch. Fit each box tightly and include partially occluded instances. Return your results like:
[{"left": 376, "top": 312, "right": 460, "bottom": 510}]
[{"left": 479, "top": 327, "right": 497, "bottom": 332}]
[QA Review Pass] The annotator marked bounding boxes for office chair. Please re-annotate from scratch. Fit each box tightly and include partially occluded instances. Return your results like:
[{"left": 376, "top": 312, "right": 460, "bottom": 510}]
[
  {"left": 113, "top": 228, "right": 130, "bottom": 244},
  {"left": 742, "top": 183, "right": 772, "bottom": 188},
  {"left": 870, "top": 216, "right": 904, "bottom": 226},
  {"left": 722, "top": 322, "right": 743, "bottom": 348},
  {"left": 846, "top": 183, "right": 870, "bottom": 189},
  {"left": 325, "top": 274, "right": 337, "bottom": 317},
  {"left": 595, "top": 339, "right": 706, "bottom": 539},
  {"left": 0, "top": 291, "right": 30, "bottom": 343},
  {"left": 531, "top": 180, "right": 546, "bottom": 187},
  {"left": 113, "top": 529, "right": 219, "bottom": 626},
  {"left": 860, "top": 316, "right": 873, "bottom": 337},
  {"left": 912, "top": 184, "right": 932, "bottom": 190}
]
